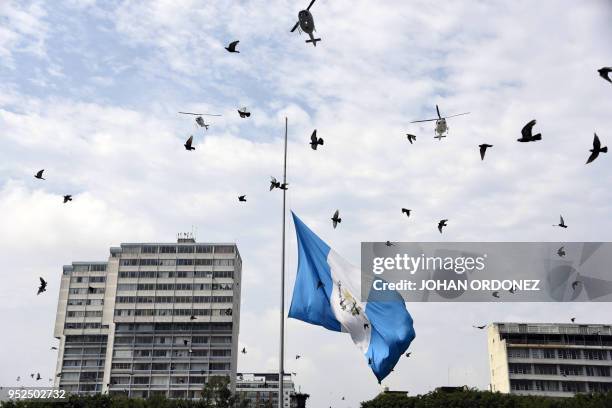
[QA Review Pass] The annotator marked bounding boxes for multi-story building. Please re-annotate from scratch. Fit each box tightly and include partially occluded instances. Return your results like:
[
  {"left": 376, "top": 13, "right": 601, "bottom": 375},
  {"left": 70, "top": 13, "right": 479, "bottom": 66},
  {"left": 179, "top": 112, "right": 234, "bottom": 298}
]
[
  {"left": 236, "top": 373, "right": 296, "bottom": 408},
  {"left": 488, "top": 322, "right": 612, "bottom": 397},
  {"left": 53, "top": 237, "right": 242, "bottom": 399}
]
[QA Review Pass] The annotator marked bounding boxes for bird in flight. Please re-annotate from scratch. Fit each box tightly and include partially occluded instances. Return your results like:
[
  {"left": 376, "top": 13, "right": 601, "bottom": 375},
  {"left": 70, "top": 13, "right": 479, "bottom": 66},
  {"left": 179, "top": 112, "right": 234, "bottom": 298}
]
[
  {"left": 554, "top": 215, "right": 568, "bottom": 228},
  {"left": 225, "top": 40, "right": 240, "bottom": 53},
  {"left": 586, "top": 133, "right": 607, "bottom": 164},
  {"left": 571, "top": 281, "right": 581, "bottom": 291},
  {"left": 238, "top": 195, "right": 247, "bottom": 202},
  {"left": 310, "top": 130, "right": 324, "bottom": 150},
  {"left": 37, "top": 277, "right": 47, "bottom": 295},
  {"left": 190, "top": 315, "right": 196, "bottom": 321},
  {"left": 570, "top": 317, "right": 576, "bottom": 323},
  {"left": 598, "top": 67, "right": 612, "bottom": 84},
  {"left": 557, "top": 246, "right": 566, "bottom": 257},
  {"left": 36, "top": 373, "right": 41, "bottom": 381},
  {"left": 50, "top": 346, "right": 58, "bottom": 350},
  {"left": 184, "top": 135, "right": 195, "bottom": 151},
  {"left": 401, "top": 208, "right": 411, "bottom": 217},
  {"left": 241, "top": 347, "right": 247, "bottom": 354},
  {"left": 385, "top": 241, "right": 394, "bottom": 247},
  {"left": 331, "top": 210, "right": 341, "bottom": 229},
  {"left": 270, "top": 176, "right": 288, "bottom": 191},
  {"left": 438, "top": 219, "right": 448, "bottom": 234},
  {"left": 63, "top": 195, "right": 72, "bottom": 203},
  {"left": 473, "top": 325, "right": 486, "bottom": 330},
  {"left": 34, "top": 169, "right": 45, "bottom": 180},
  {"left": 364, "top": 323, "right": 370, "bottom": 330},
  {"left": 406, "top": 134, "right": 416, "bottom": 144},
  {"left": 295, "top": 355, "right": 301, "bottom": 360},
  {"left": 517, "top": 120, "right": 542, "bottom": 142},
  {"left": 492, "top": 291, "right": 500, "bottom": 298},
  {"left": 479, "top": 144, "right": 493, "bottom": 160},
  {"left": 238, "top": 107, "right": 251, "bottom": 118}
]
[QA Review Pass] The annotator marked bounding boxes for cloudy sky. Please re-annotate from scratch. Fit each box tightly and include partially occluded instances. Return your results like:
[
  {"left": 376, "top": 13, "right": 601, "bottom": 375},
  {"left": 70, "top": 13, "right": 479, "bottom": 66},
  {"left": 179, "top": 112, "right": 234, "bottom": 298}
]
[{"left": 1, "top": 0, "right": 612, "bottom": 406}]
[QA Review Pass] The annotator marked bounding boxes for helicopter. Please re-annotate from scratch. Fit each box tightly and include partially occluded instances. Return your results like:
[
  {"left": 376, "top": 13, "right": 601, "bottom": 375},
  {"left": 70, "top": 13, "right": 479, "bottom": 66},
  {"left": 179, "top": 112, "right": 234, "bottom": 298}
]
[
  {"left": 290, "top": 0, "right": 321, "bottom": 47},
  {"left": 178, "top": 112, "right": 222, "bottom": 131},
  {"left": 410, "top": 105, "right": 470, "bottom": 140}
]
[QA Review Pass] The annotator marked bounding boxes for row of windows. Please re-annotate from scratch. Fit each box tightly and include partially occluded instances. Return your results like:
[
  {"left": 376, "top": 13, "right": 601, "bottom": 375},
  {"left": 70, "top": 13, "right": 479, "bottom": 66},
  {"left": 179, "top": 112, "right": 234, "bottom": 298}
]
[
  {"left": 65, "top": 335, "right": 108, "bottom": 343},
  {"left": 67, "top": 299, "right": 104, "bottom": 306},
  {"left": 117, "top": 282, "right": 233, "bottom": 292},
  {"left": 120, "top": 259, "right": 235, "bottom": 267},
  {"left": 510, "top": 379, "right": 612, "bottom": 393},
  {"left": 64, "top": 347, "right": 106, "bottom": 355},
  {"left": 65, "top": 322, "right": 108, "bottom": 329},
  {"left": 509, "top": 363, "right": 611, "bottom": 377},
  {"left": 115, "top": 322, "right": 233, "bottom": 332},
  {"left": 115, "top": 296, "right": 233, "bottom": 304},
  {"left": 63, "top": 359, "right": 105, "bottom": 368},
  {"left": 67, "top": 310, "right": 103, "bottom": 318},
  {"left": 71, "top": 264, "right": 107, "bottom": 273},
  {"left": 508, "top": 348, "right": 609, "bottom": 360},
  {"left": 69, "top": 287, "right": 105, "bottom": 295},
  {"left": 71, "top": 276, "right": 106, "bottom": 283},
  {"left": 122, "top": 245, "right": 235, "bottom": 254},
  {"left": 114, "top": 308, "right": 233, "bottom": 317},
  {"left": 119, "top": 270, "right": 235, "bottom": 279},
  {"left": 114, "top": 335, "right": 221, "bottom": 345}
]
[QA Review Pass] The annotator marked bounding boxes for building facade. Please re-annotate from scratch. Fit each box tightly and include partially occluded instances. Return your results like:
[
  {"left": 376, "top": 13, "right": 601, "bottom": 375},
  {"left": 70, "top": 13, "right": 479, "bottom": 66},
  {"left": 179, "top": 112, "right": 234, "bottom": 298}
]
[
  {"left": 236, "top": 373, "right": 296, "bottom": 408},
  {"left": 488, "top": 322, "right": 612, "bottom": 397},
  {"left": 53, "top": 238, "right": 242, "bottom": 399}
]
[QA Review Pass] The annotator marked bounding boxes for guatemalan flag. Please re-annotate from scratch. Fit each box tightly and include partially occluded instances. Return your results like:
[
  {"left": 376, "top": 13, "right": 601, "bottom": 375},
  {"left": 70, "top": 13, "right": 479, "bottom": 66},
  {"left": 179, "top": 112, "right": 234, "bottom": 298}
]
[{"left": 288, "top": 212, "right": 416, "bottom": 383}]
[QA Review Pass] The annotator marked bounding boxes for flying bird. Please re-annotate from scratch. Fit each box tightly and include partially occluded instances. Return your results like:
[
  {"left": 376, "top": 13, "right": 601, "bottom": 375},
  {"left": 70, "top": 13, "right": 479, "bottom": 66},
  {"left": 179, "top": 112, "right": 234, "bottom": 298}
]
[
  {"left": 34, "top": 169, "right": 45, "bottom": 180},
  {"left": 238, "top": 195, "right": 247, "bottom": 202},
  {"left": 310, "top": 130, "right": 324, "bottom": 150},
  {"left": 406, "top": 134, "right": 416, "bottom": 144},
  {"left": 36, "top": 373, "right": 41, "bottom": 381},
  {"left": 50, "top": 346, "right": 58, "bottom": 350},
  {"left": 479, "top": 144, "right": 493, "bottom": 160},
  {"left": 586, "top": 133, "right": 607, "bottom": 164},
  {"left": 492, "top": 291, "right": 500, "bottom": 298},
  {"left": 438, "top": 219, "right": 448, "bottom": 234},
  {"left": 554, "top": 215, "right": 568, "bottom": 228},
  {"left": 190, "top": 315, "right": 197, "bottom": 321},
  {"left": 238, "top": 107, "right": 251, "bottom": 118},
  {"left": 473, "top": 325, "right": 486, "bottom": 330},
  {"left": 295, "top": 355, "right": 301, "bottom": 360},
  {"left": 598, "top": 67, "right": 612, "bottom": 84},
  {"left": 571, "top": 281, "right": 581, "bottom": 291},
  {"left": 401, "top": 208, "right": 411, "bottom": 217},
  {"left": 557, "top": 246, "right": 566, "bottom": 257},
  {"left": 63, "top": 195, "right": 72, "bottom": 203},
  {"left": 270, "top": 176, "right": 288, "bottom": 191},
  {"left": 241, "top": 347, "right": 247, "bottom": 354},
  {"left": 184, "top": 135, "right": 195, "bottom": 151},
  {"left": 331, "top": 210, "right": 341, "bottom": 229},
  {"left": 225, "top": 40, "right": 240, "bottom": 53},
  {"left": 405, "top": 352, "right": 411, "bottom": 358},
  {"left": 364, "top": 323, "right": 370, "bottom": 329},
  {"left": 385, "top": 241, "right": 394, "bottom": 247},
  {"left": 570, "top": 317, "right": 576, "bottom": 323},
  {"left": 37, "top": 277, "right": 47, "bottom": 295},
  {"left": 517, "top": 120, "right": 542, "bottom": 142}
]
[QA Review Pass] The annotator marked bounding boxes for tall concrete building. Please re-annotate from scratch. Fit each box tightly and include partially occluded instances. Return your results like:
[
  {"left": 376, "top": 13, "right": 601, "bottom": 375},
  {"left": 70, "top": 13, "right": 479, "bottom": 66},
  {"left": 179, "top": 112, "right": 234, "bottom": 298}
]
[
  {"left": 488, "top": 322, "right": 612, "bottom": 397},
  {"left": 236, "top": 373, "right": 296, "bottom": 408},
  {"left": 53, "top": 237, "right": 242, "bottom": 399}
]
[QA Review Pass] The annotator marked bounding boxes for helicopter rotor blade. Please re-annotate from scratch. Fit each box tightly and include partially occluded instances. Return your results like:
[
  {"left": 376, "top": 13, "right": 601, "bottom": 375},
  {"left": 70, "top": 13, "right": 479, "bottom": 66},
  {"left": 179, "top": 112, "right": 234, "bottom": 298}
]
[
  {"left": 410, "top": 118, "right": 438, "bottom": 123},
  {"left": 306, "top": 0, "right": 316, "bottom": 11},
  {"left": 290, "top": 21, "right": 300, "bottom": 32},
  {"left": 436, "top": 105, "right": 441, "bottom": 119},
  {"left": 442, "top": 112, "right": 470, "bottom": 119},
  {"left": 179, "top": 112, "right": 222, "bottom": 116}
]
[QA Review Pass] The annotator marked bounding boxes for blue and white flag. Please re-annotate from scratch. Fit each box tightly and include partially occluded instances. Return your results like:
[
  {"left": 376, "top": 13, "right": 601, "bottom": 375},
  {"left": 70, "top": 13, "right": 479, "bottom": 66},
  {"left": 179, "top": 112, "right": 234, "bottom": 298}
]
[{"left": 288, "top": 212, "right": 416, "bottom": 383}]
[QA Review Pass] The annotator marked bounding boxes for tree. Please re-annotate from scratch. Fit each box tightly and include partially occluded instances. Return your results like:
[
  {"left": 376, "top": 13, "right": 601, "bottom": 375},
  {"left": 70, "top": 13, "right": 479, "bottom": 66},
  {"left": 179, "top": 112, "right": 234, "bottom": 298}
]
[{"left": 201, "top": 376, "right": 248, "bottom": 408}]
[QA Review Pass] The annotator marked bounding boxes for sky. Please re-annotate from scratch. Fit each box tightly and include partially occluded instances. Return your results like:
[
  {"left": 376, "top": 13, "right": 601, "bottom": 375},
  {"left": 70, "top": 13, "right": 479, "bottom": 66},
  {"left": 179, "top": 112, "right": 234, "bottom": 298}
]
[{"left": 1, "top": 0, "right": 612, "bottom": 406}]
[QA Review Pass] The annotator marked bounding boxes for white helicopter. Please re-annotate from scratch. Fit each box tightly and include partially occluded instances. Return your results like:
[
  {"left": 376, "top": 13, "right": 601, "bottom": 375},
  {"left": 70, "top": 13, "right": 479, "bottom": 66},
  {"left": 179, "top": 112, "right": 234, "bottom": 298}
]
[
  {"left": 178, "top": 111, "right": 222, "bottom": 130},
  {"left": 410, "top": 105, "right": 470, "bottom": 140}
]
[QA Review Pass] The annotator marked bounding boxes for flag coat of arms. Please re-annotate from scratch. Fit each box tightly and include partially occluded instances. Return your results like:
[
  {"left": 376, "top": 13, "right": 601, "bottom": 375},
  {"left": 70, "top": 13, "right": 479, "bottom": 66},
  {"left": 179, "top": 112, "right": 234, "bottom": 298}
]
[{"left": 288, "top": 212, "right": 415, "bottom": 382}]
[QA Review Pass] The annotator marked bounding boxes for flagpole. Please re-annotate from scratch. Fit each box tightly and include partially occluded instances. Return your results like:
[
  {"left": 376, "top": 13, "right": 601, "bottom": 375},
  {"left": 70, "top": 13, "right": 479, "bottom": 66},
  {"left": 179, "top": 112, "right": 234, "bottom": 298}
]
[{"left": 279, "top": 117, "right": 288, "bottom": 408}]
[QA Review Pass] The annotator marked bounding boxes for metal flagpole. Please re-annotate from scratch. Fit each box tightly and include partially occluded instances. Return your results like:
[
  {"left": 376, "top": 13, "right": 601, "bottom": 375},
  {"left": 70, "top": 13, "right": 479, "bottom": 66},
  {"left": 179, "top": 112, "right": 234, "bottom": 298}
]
[{"left": 279, "top": 117, "right": 288, "bottom": 408}]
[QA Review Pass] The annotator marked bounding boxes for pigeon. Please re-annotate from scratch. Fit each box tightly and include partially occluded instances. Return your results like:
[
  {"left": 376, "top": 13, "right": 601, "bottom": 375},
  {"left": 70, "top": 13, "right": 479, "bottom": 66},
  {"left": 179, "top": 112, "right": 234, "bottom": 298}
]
[
  {"left": 183, "top": 340, "right": 189, "bottom": 346},
  {"left": 492, "top": 291, "right": 500, "bottom": 298},
  {"left": 598, "top": 67, "right": 612, "bottom": 84},
  {"left": 295, "top": 355, "right": 301, "bottom": 360},
  {"left": 331, "top": 210, "right": 341, "bottom": 229},
  {"left": 473, "top": 325, "right": 486, "bottom": 330},
  {"left": 586, "top": 133, "right": 607, "bottom": 164},
  {"left": 406, "top": 134, "right": 416, "bottom": 144},
  {"left": 554, "top": 215, "right": 568, "bottom": 228},
  {"left": 50, "top": 346, "right": 58, "bottom": 350},
  {"left": 238, "top": 107, "right": 251, "bottom": 118},
  {"left": 438, "top": 219, "right": 448, "bottom": 234},
  {"left": 270, "top": 176, "right": 288, "bottom": 191},
  {"left": 341, "top": 397, "right": 345, "bottom": 400},
  {"left": 225, "top": 40, "right": 240, "bottom": 53},
  {"left": 571, "top": 281, "right": 581, "bottom": 291},
  {"left": 479, "top": 144, "right": 493, "bottom": 160},
  {"left": 34, "top": 169, "right": 45, "bottom": 180},
  {"left": 517, "top": 120, "right": 542, "bottom": 142},
  {"left": 291, "top": 372, "right": 297, "bottom": 376},
  {"left": 401, "top": 208, "right": 411, "bottom": 217},
  {"left": 63, "top": 195, "right": 72, "bottom": 203},
  {"left": 364, "top": 323, "right": 370, "bottom": 329},
  {"left": 557, "top": 246, "right": 566, "bottom": 257},
  {"left": 36, "top": 373, "right": 41, "bottom": 381},
  {"left": 241, "top": 347, "right": 247, "bottom": 354},
  {"left": 37, "top": 277, "right": 47, "bottom": 295},
  {"left": 385, "top": 241, "right": 394, "bottom": 247},
  {"left": 184, "top": 135, "right": 195, "bottom": 151},
  {"left": 570, "top": 317, "right": 576, "bottom": 323},
  {"left": 405, "top": 352, "right": 411, "bottom": 358},
  {"left": 238, "top": 195, "right": 247, "bottom": 202},
  {"left": 310, "top": 130, "right": 323, "bottom": 150},
  {"left": 190, "top": 315, "right": 197, "bottom": 321}
]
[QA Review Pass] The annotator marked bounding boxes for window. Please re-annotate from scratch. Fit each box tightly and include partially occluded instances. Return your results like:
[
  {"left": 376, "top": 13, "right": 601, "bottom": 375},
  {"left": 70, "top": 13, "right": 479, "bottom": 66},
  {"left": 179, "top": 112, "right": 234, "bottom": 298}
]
[
  {"left": 160, "top": 246, "right": 177, "bottom": 254},
  {"left": 120, "top": 259, "right": 138, "bottom": 266},
  {"left": 510, "top": 380, "right": 532, "bottom": 391},
  {"left": 142, "top": 246, "right": 158, "bottom": 254},
  {"left": 178, "top": 246, "right": 195, "bottom": 253},
  {"left": 177, "top": 259, "right": 194, "bottom": 266},
  {"left": 90, "top": 264, "right": 107, "bottom": 272},
  {"left": 196, "top": 245, "right": 213, "bottom": 253},
  {"left": 215, "top": 246, "right": 235, "bottom": 254},
  {"left": 509, "top": 364, "right": 531, "bottom": 374},
  {"left": 508, "top": 348, "right": 529, "bottom": 358}
]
